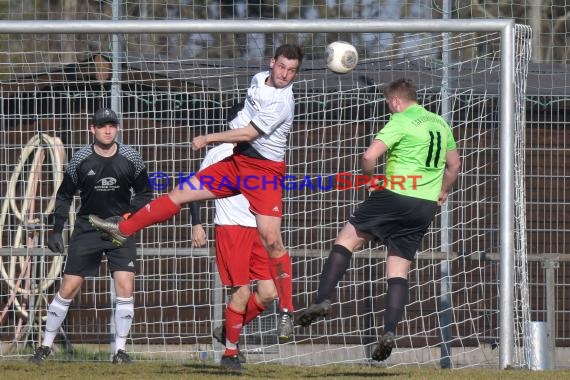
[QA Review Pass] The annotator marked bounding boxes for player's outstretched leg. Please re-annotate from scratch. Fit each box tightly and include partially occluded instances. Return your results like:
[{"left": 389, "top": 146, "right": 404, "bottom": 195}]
[
  {"left": 29, "top": 345, "right": 51, "bottom": 364},
  {"left": 371, "top": 331, "right": 396, "bottom": 361},
  {"left": 89, "top": 215, "right": 127, "bottom": 246},
  {"left": 212, "top": 325, "right": 246, "bottom": 363},
  {"left": 90, "top": 195, "right": 182, "bottom": 246},
  {"left": 295, "top": 299, "right": 332, "bottom": 327}
]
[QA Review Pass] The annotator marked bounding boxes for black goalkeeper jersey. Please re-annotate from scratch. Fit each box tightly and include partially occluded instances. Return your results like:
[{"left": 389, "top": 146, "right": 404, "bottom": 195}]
[{"left": 52, "top": 143, "right": 152, "bottom": 232}]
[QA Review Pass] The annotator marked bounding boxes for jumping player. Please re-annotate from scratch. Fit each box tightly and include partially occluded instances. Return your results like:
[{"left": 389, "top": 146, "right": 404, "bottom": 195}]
[
  {"left": 89, "top": 44, "right": 304, "bottom": 344},
  {"left": 296, "top": 78, "right": 461, "bottom": 362}
]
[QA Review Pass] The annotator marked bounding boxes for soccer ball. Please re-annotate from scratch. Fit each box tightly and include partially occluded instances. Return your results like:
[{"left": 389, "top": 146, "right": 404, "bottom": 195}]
[{"left": 325, "top": 41, "right": 358, "bottom": 74}]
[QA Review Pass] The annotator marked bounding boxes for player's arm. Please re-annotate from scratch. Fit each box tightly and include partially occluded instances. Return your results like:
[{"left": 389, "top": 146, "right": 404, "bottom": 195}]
[
  {"left": 192, "top": 125, "right": 260, "bottom": 151},
  {"left": 438, "top": 149, "right": 461, "bottom": 206},
  {"left": 189, "top": 201, "right": 206, "bottom": 248},
  {"left": 48, "top": 173, "right": 76, "bottom": 253},
  {"left": 361, "top": 139, "right": 389, "bottom": 179}
]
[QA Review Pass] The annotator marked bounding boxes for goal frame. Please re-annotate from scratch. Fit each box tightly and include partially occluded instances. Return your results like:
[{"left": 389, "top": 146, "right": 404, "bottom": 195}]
[{"left": 0, "top": 18, "right": 517, "bottom": 369}]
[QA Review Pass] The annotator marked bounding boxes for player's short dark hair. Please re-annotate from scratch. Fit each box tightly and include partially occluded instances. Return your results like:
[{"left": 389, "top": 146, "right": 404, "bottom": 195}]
[
  {"left": 274, "top": 44, "right": 304, "bottom": 67},
  {"left": 384, "top": 78, "right": 417, "bottom": 102}
]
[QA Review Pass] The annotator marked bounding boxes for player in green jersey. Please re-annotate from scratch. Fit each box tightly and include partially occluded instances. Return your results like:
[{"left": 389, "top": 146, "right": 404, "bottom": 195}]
[{"left": 296, "top": 78, "right": 461, "bottom": 362}]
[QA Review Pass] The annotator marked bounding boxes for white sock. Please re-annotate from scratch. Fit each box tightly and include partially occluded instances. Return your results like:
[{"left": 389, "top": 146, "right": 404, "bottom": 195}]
[
  {"left": 114, "top": 296, "right": 134, "bottom": 353},
  {"left": 42, "top": 292, "right": 72, "bottom": 347}
]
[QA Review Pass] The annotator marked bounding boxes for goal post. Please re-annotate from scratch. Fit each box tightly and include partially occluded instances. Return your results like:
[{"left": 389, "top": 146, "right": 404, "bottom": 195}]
[{"left": 0, "top": 19, "right": 530, "bottom": 369}]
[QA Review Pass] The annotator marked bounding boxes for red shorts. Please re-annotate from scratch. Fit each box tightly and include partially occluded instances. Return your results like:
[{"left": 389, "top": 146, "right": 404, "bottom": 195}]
[
  {"left": 195, "top": 151, "right": 286, "bottom": 217},
  {"left": 215, "top": 225, "right": 271, "bottom": 286}
]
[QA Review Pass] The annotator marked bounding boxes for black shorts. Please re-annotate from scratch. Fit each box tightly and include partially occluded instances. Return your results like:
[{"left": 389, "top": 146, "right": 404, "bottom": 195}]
[
  {"left": 349, "top": 190, "right": 437, "bottom": 261},
  {"left": 63, "top": 217, "right": 137, "bottom": 277}
]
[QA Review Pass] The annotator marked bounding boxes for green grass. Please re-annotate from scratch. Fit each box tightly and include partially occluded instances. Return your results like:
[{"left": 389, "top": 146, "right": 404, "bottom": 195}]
[{"left": 1, "top": 361, "right": 569, "bottom": 380}]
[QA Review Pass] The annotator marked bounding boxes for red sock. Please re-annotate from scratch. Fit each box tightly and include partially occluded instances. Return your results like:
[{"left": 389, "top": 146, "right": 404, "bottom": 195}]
[
  {"left": 225, "top": 304, "right": 245, "bottom": 346},
  {"left": 119, "top": 195, "right": 180, "bottom": 236},
  {"left": 243, "top": 294, "right": 266, "bottom": 325},
  {"left": 269, "top": 252, "right": 294, "bottom": 312}
]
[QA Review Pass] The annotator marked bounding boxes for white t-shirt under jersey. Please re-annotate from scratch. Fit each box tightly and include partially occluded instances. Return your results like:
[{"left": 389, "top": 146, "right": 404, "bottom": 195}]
[
  {"left": 228, "top": 71, "right": 295, "bottom": 162},
  {"left": 199, "top": 143, "right": 257, "bottom": 227}
]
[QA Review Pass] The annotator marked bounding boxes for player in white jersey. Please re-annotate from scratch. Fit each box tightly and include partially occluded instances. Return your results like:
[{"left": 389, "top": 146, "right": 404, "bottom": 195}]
[
  {"left": 199, "top": 143, "right": 277, "bottom": 370},
  {"left": 89, "top": 44, "right": 303, "bottom": 346},
  {"left": 227, "top": 71, "right": 294, "bottom": 161}
]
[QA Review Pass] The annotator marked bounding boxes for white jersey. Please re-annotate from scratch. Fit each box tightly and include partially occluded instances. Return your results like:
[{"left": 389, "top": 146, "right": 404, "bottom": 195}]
[
  {"left": 228, "top": 71, "right": 294, "bottom": 161},
  {"left": 199, "top": 143, "right": 257, "bottom": 227}
]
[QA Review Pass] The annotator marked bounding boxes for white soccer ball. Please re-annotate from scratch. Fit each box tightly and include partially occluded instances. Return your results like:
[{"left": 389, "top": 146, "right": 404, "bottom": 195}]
[{"left": 325, "top": 41, "right": 358, "bottom": 74}]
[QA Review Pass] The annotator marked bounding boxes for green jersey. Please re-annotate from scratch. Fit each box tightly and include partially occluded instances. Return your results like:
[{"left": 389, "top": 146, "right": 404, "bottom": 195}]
[{"left": 375, "top": 104, "right": 457, "bottom": 201}]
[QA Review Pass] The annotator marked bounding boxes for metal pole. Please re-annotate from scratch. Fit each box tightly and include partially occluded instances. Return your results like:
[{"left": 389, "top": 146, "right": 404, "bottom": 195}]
[
  {"left": 109, "top": 0, "right": 122, "bottom": 359},
  {"left": 544, "top": 259, "right": 558, "bottom": 367},
  {"left": 499, "top": 20, "right": 515, "bottom": 369},
  {"left": 439, "top": 0, "right": 452, "bottom": 369},
  {"left": 111, "top": 0, "right": 122, "bottom": 135},
  {"left": 529, "top": 0, "right": 542, "bottom": 62},
  {"left": 212, "top": 259, "right": 223, "bottom": 363},
  {"left": 0, "top": 19, "right": 516, "bottom": 34}
]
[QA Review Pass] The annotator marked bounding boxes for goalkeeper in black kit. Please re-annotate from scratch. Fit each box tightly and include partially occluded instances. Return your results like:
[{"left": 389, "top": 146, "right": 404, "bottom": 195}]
[{"left": 30, "top": 108, "right": 153, "bottom": 364}]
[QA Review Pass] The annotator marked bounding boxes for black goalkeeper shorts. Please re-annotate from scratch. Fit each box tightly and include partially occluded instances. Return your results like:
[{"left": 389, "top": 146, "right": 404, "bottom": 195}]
[
  {"left": 349, "top": 189, "right": 437, "bottom": 261},
  {"left": 63, "top": 217, "right": 137, "bottom": 277}
]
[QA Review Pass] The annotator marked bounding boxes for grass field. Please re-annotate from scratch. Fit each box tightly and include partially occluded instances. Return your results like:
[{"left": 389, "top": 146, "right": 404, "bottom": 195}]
[{"left": 1, "top": 361, "right": 569, "bottom": 380}]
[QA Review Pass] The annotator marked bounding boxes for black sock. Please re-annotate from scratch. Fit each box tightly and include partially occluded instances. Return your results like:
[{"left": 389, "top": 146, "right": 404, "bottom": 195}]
[
  {"left": 383, "top": 277, "right": 409, "bottom": 334},
  {"left": 315, "top": 244, "right": 352, "bottom": 303}
]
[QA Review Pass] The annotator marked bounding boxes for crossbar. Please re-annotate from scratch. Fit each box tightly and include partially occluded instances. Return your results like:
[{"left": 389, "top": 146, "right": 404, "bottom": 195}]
[{"left": 0, "top": 19, "right": 513, "bottom": 34}]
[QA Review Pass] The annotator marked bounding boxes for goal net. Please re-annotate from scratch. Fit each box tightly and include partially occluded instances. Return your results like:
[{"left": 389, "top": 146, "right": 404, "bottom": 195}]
[{"left": 0, "top": 21, "right": 531, "bottom": 368}]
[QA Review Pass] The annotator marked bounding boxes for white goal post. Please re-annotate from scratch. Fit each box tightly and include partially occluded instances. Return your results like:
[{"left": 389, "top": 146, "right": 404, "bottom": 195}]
[{"left": 0, "top": 19, "right": 530, "bottom": 369}]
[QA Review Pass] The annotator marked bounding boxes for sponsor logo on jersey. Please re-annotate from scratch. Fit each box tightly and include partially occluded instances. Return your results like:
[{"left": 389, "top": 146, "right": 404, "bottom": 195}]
[
  {"left": 87, "top": 169, "right": 96, "bottom": 176},
  {"left": 95, "top": 177, "right": 120, "bottom": 191}
]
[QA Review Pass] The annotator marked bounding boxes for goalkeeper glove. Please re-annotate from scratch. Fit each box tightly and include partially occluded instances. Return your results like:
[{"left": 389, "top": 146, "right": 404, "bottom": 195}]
[{"left": 46, "top": 232, "right": 64, "bottom": 253}]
